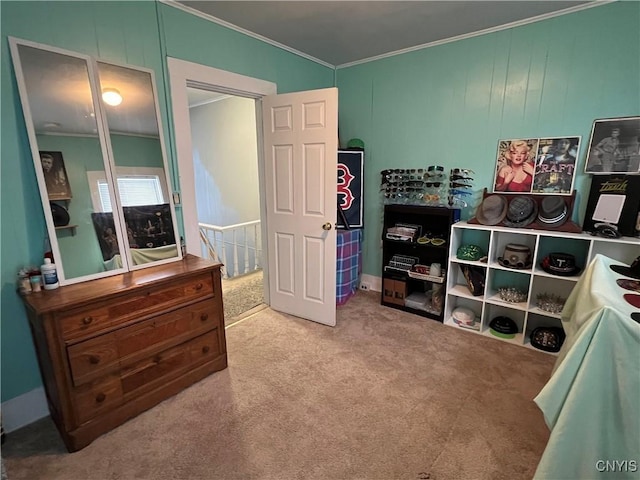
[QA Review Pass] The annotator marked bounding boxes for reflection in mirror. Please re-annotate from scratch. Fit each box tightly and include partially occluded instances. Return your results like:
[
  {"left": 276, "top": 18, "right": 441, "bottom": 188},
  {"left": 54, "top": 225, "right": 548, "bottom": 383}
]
[
  {"left": 95, "top": 62, "right": 180, "bottom": 267},
  {"left": 11, "top": 42, "right": 126, "bottom": 283}
]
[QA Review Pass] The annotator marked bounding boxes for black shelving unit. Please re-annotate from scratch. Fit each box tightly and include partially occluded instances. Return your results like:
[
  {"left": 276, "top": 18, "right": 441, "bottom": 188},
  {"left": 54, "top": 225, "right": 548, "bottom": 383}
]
[{"left": 381, "top": 204, "right": 460, "bottom": 321}]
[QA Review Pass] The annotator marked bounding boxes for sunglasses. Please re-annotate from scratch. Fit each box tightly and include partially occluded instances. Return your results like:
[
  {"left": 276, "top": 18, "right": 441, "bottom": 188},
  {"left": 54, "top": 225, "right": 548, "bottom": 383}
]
[
  {"left": 451, "top": 168, "right": 475, "bottom": 175},
  {"left": 425, "top": 182, "right": 443, "bottom": 188},
  {"left": 449, "top": 182, "right": 473, "bottom": 189},
  {"left": 449, "top": 189, "right": 473, "bottom": 196},
  {"left": 450, "top": 174, "right": 474, "bottom": 181},
  {"left": 427, "top": 165, "right": 444, "bottom": 172}
]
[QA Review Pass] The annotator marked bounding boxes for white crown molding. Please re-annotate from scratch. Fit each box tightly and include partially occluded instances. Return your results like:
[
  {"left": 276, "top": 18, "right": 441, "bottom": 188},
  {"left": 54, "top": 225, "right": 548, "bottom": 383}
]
[
  {"left": 159, "top": 0, "right": 335, "bottom": 69},
  {"left": 189, "top": 94, "right": 232, "bottom": 109},
  {"left": 337, "top": 0, "right": 616, "bottom": 69}
]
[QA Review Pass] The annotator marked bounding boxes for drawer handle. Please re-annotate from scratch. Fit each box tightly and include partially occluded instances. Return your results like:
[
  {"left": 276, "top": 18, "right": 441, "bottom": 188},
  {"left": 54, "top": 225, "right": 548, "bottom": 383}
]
[
  {"left": 202, "top": 345, "right": 210, "bottom": 354},
  {"left": 82, "top": 316, "right": 93, "bottom": 325},
  {"left": 195, "top": 283, "right": 203, "bottom": 291},
  {"left": 95, "top": 393, "right": 106, "bottom": 403},
  {"left": 200, "top": 313, "right": 209, "bottom": 322},
  {"left": 89, "top": 355, "right": 100, "bottom": 365}
]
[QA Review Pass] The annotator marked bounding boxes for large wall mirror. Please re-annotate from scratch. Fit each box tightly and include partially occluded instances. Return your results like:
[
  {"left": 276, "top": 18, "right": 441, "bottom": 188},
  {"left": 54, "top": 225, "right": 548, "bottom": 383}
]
[{"left": 10, "top": 38, "right": 181, "bottom": 285}]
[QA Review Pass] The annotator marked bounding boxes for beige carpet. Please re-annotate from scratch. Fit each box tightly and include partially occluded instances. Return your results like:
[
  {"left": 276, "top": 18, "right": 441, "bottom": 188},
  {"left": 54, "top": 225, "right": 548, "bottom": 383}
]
[{"left": 2, "top": 291, "right": 554, "bottom": 480}]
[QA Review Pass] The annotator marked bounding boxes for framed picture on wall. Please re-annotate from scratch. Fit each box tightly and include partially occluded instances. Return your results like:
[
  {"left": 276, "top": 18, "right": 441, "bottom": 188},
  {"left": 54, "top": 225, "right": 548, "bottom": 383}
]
[
  {"left": 39, "top": 151, "right": 72, "bottom": 200},
  {"left": 584, "top": 116, "right": 640, "bottom": 174},
  {"left": 492, "top": 138, "right": 538, "bottom": 193},
  {"left": 531, "top": 136, "right": 580, "bottom": 194}
]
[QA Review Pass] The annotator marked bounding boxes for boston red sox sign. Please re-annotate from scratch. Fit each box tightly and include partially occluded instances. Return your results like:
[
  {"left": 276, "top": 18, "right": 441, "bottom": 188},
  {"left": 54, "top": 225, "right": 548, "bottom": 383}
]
[{"left": 337, "top": 150, "right": 364, "bottom": 228}]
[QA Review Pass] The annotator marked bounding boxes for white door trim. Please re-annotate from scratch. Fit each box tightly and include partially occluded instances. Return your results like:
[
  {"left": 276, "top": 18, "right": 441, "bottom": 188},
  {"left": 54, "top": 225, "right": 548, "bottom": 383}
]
[{"left": 167, "top": 58, "right": 276, "bottom": 303}]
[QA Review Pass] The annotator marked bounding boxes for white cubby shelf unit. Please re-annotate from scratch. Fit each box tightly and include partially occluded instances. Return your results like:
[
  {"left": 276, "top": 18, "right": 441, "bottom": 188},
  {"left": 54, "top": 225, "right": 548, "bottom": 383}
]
[{"left": 444, "top": 221, "right": 640, "bottom": 355}]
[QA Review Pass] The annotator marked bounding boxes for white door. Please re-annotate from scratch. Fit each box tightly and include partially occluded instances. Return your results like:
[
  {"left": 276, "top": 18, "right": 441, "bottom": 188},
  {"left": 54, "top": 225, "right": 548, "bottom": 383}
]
[{"left": 262, "top": 88, "right": 338, "bottom": 326}]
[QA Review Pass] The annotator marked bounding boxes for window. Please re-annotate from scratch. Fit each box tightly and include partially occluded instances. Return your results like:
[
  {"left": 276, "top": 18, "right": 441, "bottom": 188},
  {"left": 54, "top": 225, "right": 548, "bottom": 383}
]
[{"left": 87, "top": 167, "right": 169, "bottom": 212}]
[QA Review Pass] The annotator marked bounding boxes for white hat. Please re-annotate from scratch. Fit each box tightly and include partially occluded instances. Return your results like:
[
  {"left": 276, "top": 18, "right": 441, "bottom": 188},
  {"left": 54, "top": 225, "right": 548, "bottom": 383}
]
[{"left": 452, "top": 307, "right": 476, "bottom": 325}]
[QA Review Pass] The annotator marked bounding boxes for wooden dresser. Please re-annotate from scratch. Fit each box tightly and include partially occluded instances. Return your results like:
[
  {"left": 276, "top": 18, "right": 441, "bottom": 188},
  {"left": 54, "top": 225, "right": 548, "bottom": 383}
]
[{"left": 20, "top": 255, "right": 227, "bottom": 452}]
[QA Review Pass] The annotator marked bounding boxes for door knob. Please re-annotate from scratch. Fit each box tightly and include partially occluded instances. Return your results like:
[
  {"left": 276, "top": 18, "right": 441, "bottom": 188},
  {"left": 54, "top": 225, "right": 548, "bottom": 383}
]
[{"left": 322, "top": 222, "right": 332, "bottom": 231}]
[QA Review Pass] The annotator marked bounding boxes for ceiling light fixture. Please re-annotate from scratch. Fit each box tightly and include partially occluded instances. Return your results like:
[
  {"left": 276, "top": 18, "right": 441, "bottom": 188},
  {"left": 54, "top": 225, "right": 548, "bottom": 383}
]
[{"left": 102, "top": 88, "right": 122, "bottom": 106}]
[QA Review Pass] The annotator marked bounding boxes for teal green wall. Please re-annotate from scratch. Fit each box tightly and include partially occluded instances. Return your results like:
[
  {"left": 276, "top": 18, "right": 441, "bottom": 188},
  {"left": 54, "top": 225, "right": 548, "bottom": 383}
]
[
  {"left": 111, "top": 134, "right": 163, "bottom": 169},
  {"left": 336, "top": 2, "right": 640, "bottom": 278},
  {"left": 1, "top": 1, "right": 333, "bottom": 403}
]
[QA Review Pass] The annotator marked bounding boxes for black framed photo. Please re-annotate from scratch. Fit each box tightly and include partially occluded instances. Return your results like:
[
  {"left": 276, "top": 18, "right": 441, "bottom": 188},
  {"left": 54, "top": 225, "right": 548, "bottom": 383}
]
[
  {"left": 584, "top": 117, "right": 640, "bottom": 174},
  {"left": 492, "top": 139, "right": 538, "bottom": 193},
  {"left": 123, "top": 204, "right": 176, "bottom": 249},
  {"left": 532, "top": 136, "right": 580, "bottom": 194},
  {"left": 39, "top": 151, "right": 72, "bottom": 200},
  {"left": 91, "top": 212, "right": 120, "bottom": 261}
]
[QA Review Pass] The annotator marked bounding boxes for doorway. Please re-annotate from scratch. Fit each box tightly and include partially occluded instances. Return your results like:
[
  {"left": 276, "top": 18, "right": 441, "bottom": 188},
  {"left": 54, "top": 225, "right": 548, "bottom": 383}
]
[
  {"left": 168, "top": 58, "right": 339, "bottom": 327},
  {"left": 186, "top": 87, "right": 265, "bottom": 325}
]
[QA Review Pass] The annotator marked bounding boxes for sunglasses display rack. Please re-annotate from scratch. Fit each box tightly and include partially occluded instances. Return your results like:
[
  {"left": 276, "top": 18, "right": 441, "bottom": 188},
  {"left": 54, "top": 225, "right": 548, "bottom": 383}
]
[
  {"left": 447, "top": 168, "right": 475, "bottom": 208},
  {"left": 379, "top": 166, "right": 449, "bottom": 206},
  {"left": 443, "top": 221, "right": 640, "bottom": 355}
]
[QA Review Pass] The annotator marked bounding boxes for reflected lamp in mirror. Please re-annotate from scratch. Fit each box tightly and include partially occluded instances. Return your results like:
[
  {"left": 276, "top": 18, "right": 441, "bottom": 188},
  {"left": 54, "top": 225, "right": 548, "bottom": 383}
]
[{"left": 102, "top": 88, "right": 123, "bottom": 106}]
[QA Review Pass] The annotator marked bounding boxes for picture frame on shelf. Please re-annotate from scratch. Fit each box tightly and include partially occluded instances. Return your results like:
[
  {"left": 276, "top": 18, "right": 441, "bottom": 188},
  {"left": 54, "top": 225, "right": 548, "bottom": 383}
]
[
  {"left": 531, "top": 136, "right": 580, "bottom": 195},
  {"left": 493, "top": 139, "right": 538, "bottom": 194},
  {"left": 39, "top": 151, "right": 72, "bottom": 200},
  {"left": 584, "top": 116, "right": 640, "bottom": 174}
]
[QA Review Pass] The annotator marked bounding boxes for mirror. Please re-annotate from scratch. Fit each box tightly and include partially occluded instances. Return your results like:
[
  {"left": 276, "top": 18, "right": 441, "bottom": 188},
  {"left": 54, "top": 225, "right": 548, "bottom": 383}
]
[
  {"left": 95, "top": 61, "right": 179, "bottom": 269},
  {"left": 10, "top": 38, "right": 180, "bottom": 285}
]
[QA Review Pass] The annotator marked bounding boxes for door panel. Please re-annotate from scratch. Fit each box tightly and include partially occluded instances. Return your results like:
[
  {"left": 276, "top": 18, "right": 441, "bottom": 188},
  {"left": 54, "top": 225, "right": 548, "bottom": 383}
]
[{"left": 263, "top": 88, "right": 337, "bottom": 326}]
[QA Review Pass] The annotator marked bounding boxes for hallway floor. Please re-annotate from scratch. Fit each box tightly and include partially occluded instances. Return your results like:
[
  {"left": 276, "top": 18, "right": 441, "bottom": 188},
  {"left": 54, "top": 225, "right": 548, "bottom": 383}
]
[{"left": 222, "top": 270, "right": 264, "bottom": 325}]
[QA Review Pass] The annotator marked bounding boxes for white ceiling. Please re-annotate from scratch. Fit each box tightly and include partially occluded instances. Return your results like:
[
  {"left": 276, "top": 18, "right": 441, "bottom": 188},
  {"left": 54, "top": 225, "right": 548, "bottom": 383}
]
[{"left": 174, "top": 0, "right": 597, "bottom": 67}]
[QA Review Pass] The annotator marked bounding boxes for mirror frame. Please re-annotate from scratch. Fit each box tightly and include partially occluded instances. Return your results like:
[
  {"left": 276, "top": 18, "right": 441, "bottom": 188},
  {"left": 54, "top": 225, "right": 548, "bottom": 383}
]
[{"left": 9, "top": 37, "right": 182, "bottom": 285}]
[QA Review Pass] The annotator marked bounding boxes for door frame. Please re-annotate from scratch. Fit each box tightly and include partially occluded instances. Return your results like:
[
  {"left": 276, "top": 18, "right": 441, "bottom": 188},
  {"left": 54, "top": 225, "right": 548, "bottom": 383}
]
[{"left": 167, "top": 58, "right": 276, "bottom": 303}]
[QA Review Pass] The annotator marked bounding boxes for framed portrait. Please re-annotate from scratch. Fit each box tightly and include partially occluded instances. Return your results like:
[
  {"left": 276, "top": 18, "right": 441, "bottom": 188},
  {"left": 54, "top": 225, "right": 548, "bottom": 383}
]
[
  {"left": 39, "top": 151, "right": 72, "bottom": 200},
  {"left": 584, "top": 116, "right": 640, "bottom": 174},
  {"left": 492, "top": 138, "right": 538, "bottom": 193},
  {"left": 531, "top": 136, "right": 580, "bottom": 195},
  {"left": 91, "top": 212, "right": 120, "bottom": 261}
]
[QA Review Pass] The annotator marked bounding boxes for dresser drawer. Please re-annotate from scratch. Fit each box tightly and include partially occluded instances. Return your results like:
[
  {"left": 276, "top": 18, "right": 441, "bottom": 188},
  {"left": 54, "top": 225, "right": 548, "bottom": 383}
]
[
  {"left": 67, "top": 336, "right": 120, "bottom": 387},
  {"left": 73, "top": 374, "right": 123, "bottom": 425},
  {"left": 59, "top": 273, "right": 214, "bottom": 341},
  {"left": 189, "top": 328, "right": 222, "bottom": 365},
  {"left": 67, "top": 300, "right": 220, "bottom": 387},
  {"left": 115, "top": 301, "right": 219, "bottom": 361},
  {"left": 120, "top": 331, "right": 220, "bottom": 396}
]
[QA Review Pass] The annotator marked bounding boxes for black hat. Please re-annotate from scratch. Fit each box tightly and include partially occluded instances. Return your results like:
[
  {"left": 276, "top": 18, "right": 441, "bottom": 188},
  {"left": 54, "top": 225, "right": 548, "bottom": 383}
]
[
  {"left": 530, "top": 327, "right": 565, "bottom": 353},
  {"left": 610, "top": 256, "right": 640, "bottom": 280},
  {"left": 504, "top": 196, "right": 538, "bottom": 228},
  {"left": 50, "top": 202, "right": 70, "bottom": 227},
  {"left": 489, "top": 316, "right": 518, "bottom": 339},
  {"left": 475, "top": 195, "right": 508, "bottom": 225},
  {"left": 537, "top": 196, "right": 568, "bottom": 228},
  {"left": 540, "top": 252, "right": 581, "bottom": 276}
]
